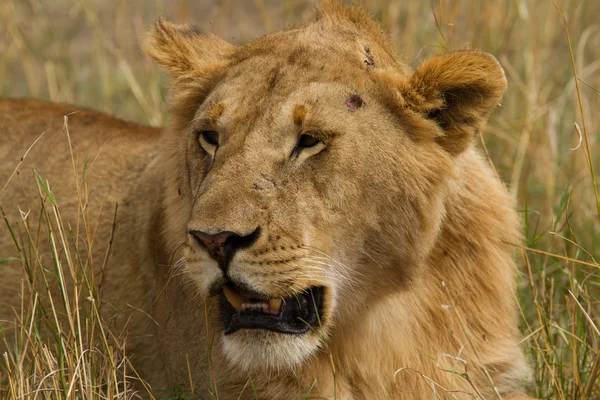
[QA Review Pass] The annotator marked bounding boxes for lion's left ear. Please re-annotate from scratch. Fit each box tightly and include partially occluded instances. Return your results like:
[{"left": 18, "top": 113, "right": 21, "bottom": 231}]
[
  {"left": 144, "top": 18, "right": 235, "bottom": 78},
  {"left": 408, "top": 51, "right": 507, "bottom": 155}
]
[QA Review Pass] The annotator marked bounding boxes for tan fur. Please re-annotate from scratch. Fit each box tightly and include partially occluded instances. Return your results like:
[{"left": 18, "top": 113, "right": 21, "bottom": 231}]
[{"left": 0, "top": 2, "right": 536, "bottom": 399}]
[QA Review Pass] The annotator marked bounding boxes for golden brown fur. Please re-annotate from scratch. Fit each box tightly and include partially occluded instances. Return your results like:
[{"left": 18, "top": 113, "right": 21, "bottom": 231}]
[{"left": 0, "top": 2, "right": 535, "bottom": 399}]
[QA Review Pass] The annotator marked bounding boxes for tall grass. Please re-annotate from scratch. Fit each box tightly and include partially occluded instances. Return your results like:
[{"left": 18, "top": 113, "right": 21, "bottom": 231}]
[{"left": 1, "top": 0, "right": 599, "bottom": 398}]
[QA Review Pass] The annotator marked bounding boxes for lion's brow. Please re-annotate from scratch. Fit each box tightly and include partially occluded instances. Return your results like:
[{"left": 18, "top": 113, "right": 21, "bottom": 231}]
[
  {"left": 208, "top": 102, "right": 226, "bottom": 122},
  {"left": 292, "top": 104, "right": 307, "bottom": 126}
]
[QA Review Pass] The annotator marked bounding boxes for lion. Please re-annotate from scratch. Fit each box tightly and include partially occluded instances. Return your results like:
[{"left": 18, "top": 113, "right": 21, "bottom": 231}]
[{"left": 0, "top": 2, "right": 536, "bottom": 399}]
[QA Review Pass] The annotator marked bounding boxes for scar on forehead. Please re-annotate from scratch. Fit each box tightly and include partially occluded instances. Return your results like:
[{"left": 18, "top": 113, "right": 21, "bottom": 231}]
[
  {"left": 346, "top": 94, "right": 364, "bottom": 112},
  {"left": 292, "top": 104, "right": 307, "bottom": 126},
  {"left": 364, "top": 46, "right": 374, "bottom": 67},
  {"left": 208, "top": 102, "right": 225, "bottom": 122}
]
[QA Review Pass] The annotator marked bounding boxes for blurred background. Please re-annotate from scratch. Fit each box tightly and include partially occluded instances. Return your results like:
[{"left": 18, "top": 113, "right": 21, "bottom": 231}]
[{"left": 1, "top": 0, "right": 599, "bottom": 397}]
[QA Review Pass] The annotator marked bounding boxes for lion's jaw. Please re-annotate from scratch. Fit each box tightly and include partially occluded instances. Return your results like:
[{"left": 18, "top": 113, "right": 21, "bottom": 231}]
[{"left": 182, "top": 240, "right": 343, "bottom": 371}]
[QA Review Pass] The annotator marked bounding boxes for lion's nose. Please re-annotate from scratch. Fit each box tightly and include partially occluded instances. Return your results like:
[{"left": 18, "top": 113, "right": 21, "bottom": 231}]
[{"left": 189, "top": 228, "right": 260, "bottom": 273}]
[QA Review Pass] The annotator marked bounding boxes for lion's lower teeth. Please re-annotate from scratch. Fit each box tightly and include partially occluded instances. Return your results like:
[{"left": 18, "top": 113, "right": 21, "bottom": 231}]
[
  {"left": 241, "top": 302, "right": 268, "bottom": 312},
  {"left": 238, "top": 300, "right": 282, "bottom": 315}
]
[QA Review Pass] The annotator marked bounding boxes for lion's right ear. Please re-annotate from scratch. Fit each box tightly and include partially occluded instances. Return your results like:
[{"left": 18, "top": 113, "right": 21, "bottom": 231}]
[{"left": 144, "top": 18, "right": 235, "bottom": 80}]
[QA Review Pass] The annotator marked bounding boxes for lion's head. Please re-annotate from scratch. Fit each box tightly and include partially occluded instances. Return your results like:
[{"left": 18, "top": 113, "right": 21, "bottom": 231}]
[{"left": 144, "top": 3, "right": 507, "bottom": 372}]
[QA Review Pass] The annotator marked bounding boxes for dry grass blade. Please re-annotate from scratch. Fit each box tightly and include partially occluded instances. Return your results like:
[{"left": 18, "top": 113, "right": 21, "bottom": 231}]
[
  {"left": 568, "top": 290, "right": 600, "bottom": 337},
  {"left": 0, "top": 131, "right": 45, "bottom": 200}
]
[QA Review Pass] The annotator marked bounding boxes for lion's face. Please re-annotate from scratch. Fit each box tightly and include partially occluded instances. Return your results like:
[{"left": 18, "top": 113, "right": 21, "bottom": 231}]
[
  {"left": 182, "top": 78, "right": 450, "bottom": 369},
  {"left": 146, "top": 7, "right": 506, "bottom": 372}
]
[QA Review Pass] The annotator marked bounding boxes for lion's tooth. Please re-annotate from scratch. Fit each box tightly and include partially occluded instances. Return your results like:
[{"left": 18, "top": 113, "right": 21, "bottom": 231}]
[
  {"left": 269, "top": 298, "right": 282, "bottom": 314},
  {"left": 223, "top": 286, "right": 244, "bottom": 311}
]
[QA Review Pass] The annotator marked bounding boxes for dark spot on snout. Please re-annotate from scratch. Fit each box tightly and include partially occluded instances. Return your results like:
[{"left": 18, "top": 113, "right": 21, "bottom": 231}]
[
  {"left": 346, "top": 94, "right": 364, "bottom": 112},
  {"left": 260, "top": 172, "right": 276, "bottom": 187}
]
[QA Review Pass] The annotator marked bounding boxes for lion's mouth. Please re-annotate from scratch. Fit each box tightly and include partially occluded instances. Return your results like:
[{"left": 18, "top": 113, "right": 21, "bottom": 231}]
[{"left": 219, "top": 283, "right": 324, "bottom": 335}]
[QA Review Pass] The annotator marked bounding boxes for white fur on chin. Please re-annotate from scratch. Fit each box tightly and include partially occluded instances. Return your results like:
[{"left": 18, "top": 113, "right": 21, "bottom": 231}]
[{"left": 222, "top": 329, "right": 322, "bottom": 372}]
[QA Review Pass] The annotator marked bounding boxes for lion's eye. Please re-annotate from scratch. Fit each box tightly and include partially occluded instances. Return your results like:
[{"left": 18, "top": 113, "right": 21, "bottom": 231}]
[
  {"left": 200, "top": 130, "right": 219, "bottom": 147},
  {"left": 297, "top": 134, "right": 321, "bottom": 149}
]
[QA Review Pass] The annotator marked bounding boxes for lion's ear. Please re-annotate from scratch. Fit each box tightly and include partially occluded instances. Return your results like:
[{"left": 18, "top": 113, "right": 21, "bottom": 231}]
[
  {"left": 144, "top": 18, "right": 235, "bottom": 79},
  {"left": 408, "top": 51, "right": 507, "bottom": 156},
  {"left": 144, "top": 19, "right": 235, "bottom": 124}
]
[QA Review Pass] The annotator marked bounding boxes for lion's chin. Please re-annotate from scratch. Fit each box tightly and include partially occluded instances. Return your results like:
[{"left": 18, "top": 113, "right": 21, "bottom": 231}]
[
  {"left": 217, "top": 283, "right": 327, "bottom": 371},
  {"left": 222, "top": 329, "right": 322, "bottom": 372}
]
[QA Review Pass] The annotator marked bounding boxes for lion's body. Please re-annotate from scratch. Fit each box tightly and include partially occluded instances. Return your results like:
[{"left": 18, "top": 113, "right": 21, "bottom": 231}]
[
  {"left": 0, "top": 100, "right": 163, "bottom": 360},
  {"left": 0, "top": 3, "right": 535, "bottom": 399}
]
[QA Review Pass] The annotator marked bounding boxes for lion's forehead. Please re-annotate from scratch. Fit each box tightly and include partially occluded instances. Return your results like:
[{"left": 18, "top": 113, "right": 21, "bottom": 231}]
[
  {"left": 206, "top": 78, "right": 370, "bottom": 140},
  {"left": 219, "top": 30, "right": 405, "bottom": 102}
]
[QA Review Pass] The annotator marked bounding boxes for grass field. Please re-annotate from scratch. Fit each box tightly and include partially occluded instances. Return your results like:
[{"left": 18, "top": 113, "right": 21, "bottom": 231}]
[{"left": 1, "top": 0, "right": 599, "bottom": 398}]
